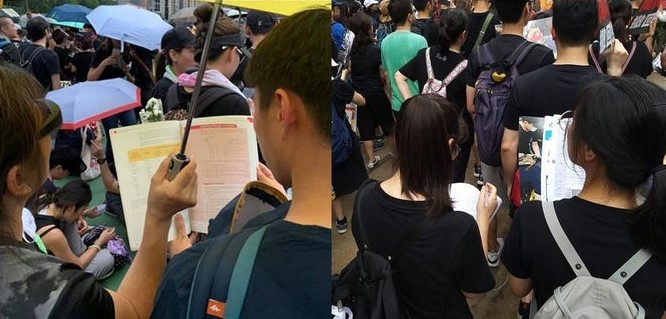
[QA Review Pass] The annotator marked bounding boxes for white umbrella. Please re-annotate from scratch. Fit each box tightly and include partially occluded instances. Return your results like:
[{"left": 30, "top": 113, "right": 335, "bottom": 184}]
[{"left": 86, "top": 5, "right": 172, "bottom": 50}]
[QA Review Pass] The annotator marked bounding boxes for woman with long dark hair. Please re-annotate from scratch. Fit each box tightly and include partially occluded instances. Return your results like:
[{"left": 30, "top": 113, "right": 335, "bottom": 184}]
[
  {"left": 396, "top": 8, "right": 474, "bottom": 183},
  {"left": 351, "top": 94, "right": 497, "bottom": 318},
  {"left": 347, "top": 12, "right": 394, "bottom": 169},
  {"left": 502, "top": 76, "right": 666, "bottom": 317}
]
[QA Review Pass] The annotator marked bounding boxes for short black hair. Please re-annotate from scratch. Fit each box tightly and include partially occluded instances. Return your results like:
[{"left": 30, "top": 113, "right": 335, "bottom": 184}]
[
  {"left": 26, "top": 17, "right": 50, "bottom": 41},
  {"left": 493, "top": 0, "right": 529, "bottom": 24},
  {"left": 552, "top": 0, "right": 597, "bottom": 46},
  {"left": 413, "top": 0, "right": 430, "bottom": 11},
  {"left": 50, "top": 146, "right": 85, "bottom": 175},
  {"left": 389, "top": 0, "right": 413, "bottom": 25}
]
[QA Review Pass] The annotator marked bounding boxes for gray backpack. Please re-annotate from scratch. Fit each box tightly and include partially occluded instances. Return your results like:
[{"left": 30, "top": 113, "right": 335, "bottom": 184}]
[{"left": 533, "top": 201, "right": 653, "bottom": 319}]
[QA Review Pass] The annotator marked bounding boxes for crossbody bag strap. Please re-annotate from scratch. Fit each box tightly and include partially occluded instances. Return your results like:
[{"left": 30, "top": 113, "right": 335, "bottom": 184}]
[
  {"left": 541, "top": 201, "right": 591, "bottom": 277},
  {"left": 443, "top": 59, "right": 469, "bottom": 86},
  {"left": 353, "top": 179, "right": 380, "bottom": 250},
  {"left": 224, "top": 225, "right": 269, "bottom": 319},
  {"left": 619, "top": 41, "right": 637, "bottom": 76},
  {"left": 589, "top": 44, "right": 603, "bottom": 74},
  {"left": 474, "top": 12, "right": 494, "bottom": 49},
  {"left": 425, "top": 47, "right": 435, "bottom": 81},
  {"left": 608, "top": 248, "right": 652, "bottom": 285},
  {"left": 510, "top": 41, "right": 538, "bottom": 69}
]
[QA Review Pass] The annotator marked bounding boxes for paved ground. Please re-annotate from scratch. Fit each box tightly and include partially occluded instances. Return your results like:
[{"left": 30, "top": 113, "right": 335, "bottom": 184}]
[{"left": 332, "top": 145, "right": 521, "bottom": 319}]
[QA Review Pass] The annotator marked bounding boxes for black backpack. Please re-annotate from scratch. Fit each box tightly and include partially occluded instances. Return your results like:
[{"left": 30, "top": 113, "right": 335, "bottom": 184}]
[
  {"left": 332, "top": 180, "right": 431, "bottom": 319},
  {"left": 20, "top": 46, "right": 46, "bottom": 75},
  {"left": 0, "top": 39, "right": 19, "bottom": 66}
]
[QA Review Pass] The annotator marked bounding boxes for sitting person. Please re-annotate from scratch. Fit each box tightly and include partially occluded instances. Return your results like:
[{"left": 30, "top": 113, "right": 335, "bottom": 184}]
[
  {"left": 45, "top": 145, "right": 86, "bottom": 192},
  {"left": 34, "top": 180, "right": 116, "bottom": 280}
]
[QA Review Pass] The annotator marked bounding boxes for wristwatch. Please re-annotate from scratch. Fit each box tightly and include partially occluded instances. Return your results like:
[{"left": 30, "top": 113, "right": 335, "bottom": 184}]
[{"left": 96, "top": 158, "right": 107, "bottom": 165}]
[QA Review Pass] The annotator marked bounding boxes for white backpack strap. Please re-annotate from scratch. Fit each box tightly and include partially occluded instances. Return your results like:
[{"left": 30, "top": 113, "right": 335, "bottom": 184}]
[
  {"left": 542, "top": 201, "right": 591, "bottom": 277},
  {"left": 608, "top": 248, "right": 652, "bottom": 285},
  {"left": 443, "top": 59, "right": 468, "bottom": 86},
  {"left": 425, "top": 47, "right": 434, "bottom": 81}
]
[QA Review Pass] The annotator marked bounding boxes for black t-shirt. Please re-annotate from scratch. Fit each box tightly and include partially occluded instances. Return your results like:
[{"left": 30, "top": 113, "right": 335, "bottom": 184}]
[
  {"left": 465, "top": 35, "right": 555, "bottom": 88},
  {"left": 71, "top": 51, "right": 94, "bottom": 83},
  {"left": 332, "top": 78, "right": 355, "bottom": 115},
  {"left": 352, "top": 182, "right": 494, "bottom": 318},
  {"left": 399, "top": 46, "right": 467, "bottom": 113},
  {"left": 518, "top": 128, "right": 542, "bottom": 155},
  {"left": 411, "top": 18, "right": 440, "bottom": 47},
  {"left": 90, "top": 47, "right": 127, "bottom": 80},
  {"left": 503, "top": 64, "right": 599, "bottom": 130},
  {"left": 53, "top": 46, "right": 72, "bottom": 80},
  {"left": 21, "top": 44, "right": 60, "bottom": 91},
  {"left": 152, "top": 76, "right": 175, "bottom": 101},
  {"left": 461, "top": 11, "right": 501, "bottom": 58},
  {"left": 350, "top": 45, "right": 384, "bottom": 92},
  {"left": 588, "top": 41, "right": 653, "bottom": 78},
  {"left": 0, "top": 243, "right": 114, "bottom": 318},
  {"left": 152, "top": 219, "right": 331, "bottom": 318},
  {"left": 502, "top": 198, "right": 666, "bottom": 318}
]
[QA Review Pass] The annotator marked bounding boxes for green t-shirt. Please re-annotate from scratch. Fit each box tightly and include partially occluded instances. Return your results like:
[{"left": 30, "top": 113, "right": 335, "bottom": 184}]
[{"left": 381, "top": 30, "right": 427, "bottom": 111}]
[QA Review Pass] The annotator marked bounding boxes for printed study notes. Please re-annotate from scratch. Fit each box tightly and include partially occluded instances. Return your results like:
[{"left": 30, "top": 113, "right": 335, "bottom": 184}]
[{"left": 110, "top": 116, "right": 259, "bottom": 250}]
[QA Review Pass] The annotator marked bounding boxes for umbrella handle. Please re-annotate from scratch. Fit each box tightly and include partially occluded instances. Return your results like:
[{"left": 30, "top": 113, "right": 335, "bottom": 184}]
[{"left": 167, "top": 153, "right": 190, "bottom": 181}]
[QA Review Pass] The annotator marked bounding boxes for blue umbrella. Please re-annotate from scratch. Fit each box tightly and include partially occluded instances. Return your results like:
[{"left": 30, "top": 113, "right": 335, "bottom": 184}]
[
  {"left": 45, "top": 78, "right": 141, "bottom": 130},
  {"left": 87, "top": 5, "right": 172, "bottom": 51},
  {"left": 47, "top": 4, "right": 92, "bottom": 24}
]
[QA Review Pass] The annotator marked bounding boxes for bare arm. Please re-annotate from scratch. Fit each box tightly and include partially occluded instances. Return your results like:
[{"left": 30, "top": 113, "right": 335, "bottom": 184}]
[
  {"left": 108, "top": 156, "right": 198, "bottom": 319},
  {"left": 508, "top": 275, "right": 533, "bottom": 298},
  {"left": 466, "top": 85, "right": 476, "bottom": 118},
  {"left": 501, "top": 128, "right": 519, "bottom": 198},
  {"left": 50, "top": 74, "right": 61, "bottom": 90},
  {"left": 379, "top": 65, "right": 388, "bottom": 87},
  {"left": 92, "top": 139, "right": 120, "bottom": 194},
  {"left": 88, "top": 56, "right": 115, "bottom": 81},
  {"left": 395, "top": 71, "right": 413, "bottom": 101},
  {"left": 38, "top": 227, "right": 111, "bottom": 269},
  {"left": 353, "top": 92, "right": 366, "bottom": 106}
]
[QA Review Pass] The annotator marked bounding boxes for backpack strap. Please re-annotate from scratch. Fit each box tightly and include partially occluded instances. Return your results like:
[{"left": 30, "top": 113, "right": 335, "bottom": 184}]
[
  {"left": 193, "top": 86, "right": 238, "bottom": 117},
  {"left": 425, "top": 47, "right": 435, "bottom": 81},
  {"left": 589, "top": 44, "right": 603, "bottom": 74},
  {"left": 443, "top": 59, "right": 468, "bottom": 86},
  {"left": 475, "top": 43, "right": 496, "bottom": 69},
  {"left": 224, "top": 225, "right": 269, "bottom": 319},
  {"left": 541, "top": 201, "right": 591, "bottom": 277},
  {"left": 509, "top": 41, "right": 539, "bottom": 69},
  {"left": 607, "top": 248, "right": 652, "bottom": 285},
  {"left": 619, "top": 41, "right": 637, "bottom": 76},
  {"left": 353, "top": 179, "right": 380, "bottom": 249},
  {"left": 21, "top": 46, "right": 46, "bottom": 67},
  {"left": 474, "top": 12, "right": 494, "bottom": 49}
]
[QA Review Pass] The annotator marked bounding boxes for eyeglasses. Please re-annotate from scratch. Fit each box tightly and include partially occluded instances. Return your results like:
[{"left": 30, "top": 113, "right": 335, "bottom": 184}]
[
  {"left": 38, "top": 99, "right": 63, "bottom": 140},
  {"left": 557, "top": 110, "right": 574, "bottom": 132},
  {"left": 222, "top": 46, "right": 246, "bottom": 64}
]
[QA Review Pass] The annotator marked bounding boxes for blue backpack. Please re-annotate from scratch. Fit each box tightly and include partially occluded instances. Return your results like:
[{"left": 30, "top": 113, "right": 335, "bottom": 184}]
[
  {"left": 332, "top": 104, "right": 353, "bottom": 168},
  {"left": 473, "top": 41, "right": 537, "bottom": 167}
]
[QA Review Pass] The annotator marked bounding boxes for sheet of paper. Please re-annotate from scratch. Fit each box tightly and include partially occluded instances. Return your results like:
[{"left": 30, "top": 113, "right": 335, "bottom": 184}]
[
  {"left": 518, "top": 117, "right": 545, "bottom": 202},
  {"left": 541, "top": 115, "right": 585, "bottom": 201},
  {"left": 597, "top": 0, "right": 615, "bottom": 53},
  {"left": 184, "top": 116, "right": 259, "bottom": 233},
  {"left": 110, "top": 121, "right": 190, "bottom": 251},
  {"left": 523, "top": 17, "right": 557, "bottom": 58},
  {"left": 450, "top": 183, "right": 501, "bottom": 221},
  {"left": 629, "top": 0, "right": 660, "bottom": 34}
]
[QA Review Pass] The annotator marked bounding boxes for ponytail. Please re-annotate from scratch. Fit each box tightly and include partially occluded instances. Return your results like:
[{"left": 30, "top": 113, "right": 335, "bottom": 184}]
[
  {"left": 155, "top": 50, "right": 168, "bottom": 79},
  {"left": 438, "top": 8, "right": 467, "bottom": 52},
  {"left": 609, "top": 0, "right": 632, "bottom": 44},
  {"left": 633, "top": 165, "right": 666, "bottom": 260}
]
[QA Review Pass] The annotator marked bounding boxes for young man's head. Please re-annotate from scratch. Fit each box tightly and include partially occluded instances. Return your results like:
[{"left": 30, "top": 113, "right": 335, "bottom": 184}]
[
  {"left": 493, "top": 0, "right": 531, "bottom": 26},
  {"left": 413, "top": 0, "right": 433, "bottom": 14},
  {"left": 245, "top": 11, "right": 276, "bottom": 39},
  {"left": 389, "top": 0, "right": 416, "bottom": 26},
  {"left": 245, "top": 8, "right": 329, "bottom": 187},
  {"left": 0, "top": 17, "right": 18, "bottom": 40},
  {"left": 49, "top": 146, "right": 86, "bottom": 180},
  {"left": 552, "top": 0, "right": 597, "bottom": 47},
  {"left": 26, "top": 17, "right": 50, "bottom": 42}
]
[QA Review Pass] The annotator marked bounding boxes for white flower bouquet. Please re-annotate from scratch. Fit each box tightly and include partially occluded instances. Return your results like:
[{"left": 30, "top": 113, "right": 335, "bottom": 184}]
[{"left": 139, "top": 98, "right": 165, "bottom": 124}]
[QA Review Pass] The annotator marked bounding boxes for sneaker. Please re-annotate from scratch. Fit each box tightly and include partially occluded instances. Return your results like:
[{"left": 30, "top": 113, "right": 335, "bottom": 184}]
[
  {"left": 487, "top": 237, "right": 505, "bottom": 268},
  {"left": 367, "top": 155, "right": 380, "bottom": 169},
  {"left": 473, "top": 164, "right": 482, "bottom": 178},
  {"left": 335, "top": 217, "right": 348, "bottom": 234}
]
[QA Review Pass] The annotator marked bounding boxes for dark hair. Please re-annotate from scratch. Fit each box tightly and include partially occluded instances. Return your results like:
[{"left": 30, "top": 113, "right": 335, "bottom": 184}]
[
  {"left": 439, "top": 8, "right": 467, "bottom": 51},
  {"left": 76, "top": 32, "right": 94, "bottom": 51},
  {"left": 572, "top": 76, "right": 666, "bottom": 260},
  {"left": 394, "top": 94, "right": 463, "bottom": 217},
  {"left": 493, "top": 0, "right": 529, "bottom": 24},
  {"left": 389, "top": 0, "right": 413, "bottom": 25},
  {"left": 552, "top": 0, "right": 597, "bottom": 46},
  {"left": 347, "top": 12, "right": 374, "bottom": 55},
  {"left": 193, "top": 3, "right": 241, "bottom": 63},
  {"left": 245, "top": 8, "right": 330, "bottom": 140},
  {"left": 52, "top": 28, "right": 67, "bottom": 45},
  {"left": 413, "top": 0, "right": 430, "bottom": 11},
  {"left": 610, "top": 0, "right": 633, "bottom": 43},
  {"left": 26, "top": 17, "right": 49, "bottom": 41},
  {"left": 32, "top": 179, "right": 92, "bottom": 213},
  {"left": 49, "top": 146, "right": 83, "bottom": 174}
]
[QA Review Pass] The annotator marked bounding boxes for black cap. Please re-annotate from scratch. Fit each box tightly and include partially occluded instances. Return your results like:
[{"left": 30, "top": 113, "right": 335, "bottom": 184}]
[
  {"left": 246, "top": 11, "right": 275, "bottom": 28},
  {"left": 161, "top": 26, "right": 196, "bottom": 52}
]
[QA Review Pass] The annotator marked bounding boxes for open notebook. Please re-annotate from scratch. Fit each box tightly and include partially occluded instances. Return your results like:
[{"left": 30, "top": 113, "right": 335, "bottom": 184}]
[{"left": 450, "top": 183, "right": 502, "bottom": 221}]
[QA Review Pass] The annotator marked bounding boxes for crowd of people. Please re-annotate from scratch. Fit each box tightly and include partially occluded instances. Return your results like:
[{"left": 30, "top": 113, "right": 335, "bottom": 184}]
[
  {"left": 332, "top": 0, "right": 666, "bottom": 317},
  {"left": 0, "top": 5, "right": 330, "bottom": 318}
]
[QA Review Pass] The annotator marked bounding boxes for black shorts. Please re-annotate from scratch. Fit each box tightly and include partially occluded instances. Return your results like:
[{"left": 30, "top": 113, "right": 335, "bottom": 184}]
[{"left": 356, "top": 90, "right": 395, "bottom": 141}]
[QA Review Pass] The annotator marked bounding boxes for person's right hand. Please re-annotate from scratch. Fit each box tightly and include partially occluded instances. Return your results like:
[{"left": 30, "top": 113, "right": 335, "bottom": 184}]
[
  {"left": 95, "top": 227, "right": 116, "bottom": 246},
  {"left": 91, "top": 139, "right": 105, "bottom": 160},
  {"left": 147, "top": 154, "right": 198, "bottom": 222},
  {"left": 102, "top": 55, "right": 118, "bottom": 67},
  {"left": 167, "top": 213, "right": 196, "bottom": 256},
  {"left": 603, "top": 39, "right": 630, "bottom": 76},
  {"left": 257, "top": 163, "right": 287, "bottom": 197},
  {"left": 476, "top": 183, "right": 498, "bottom": 225}
]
